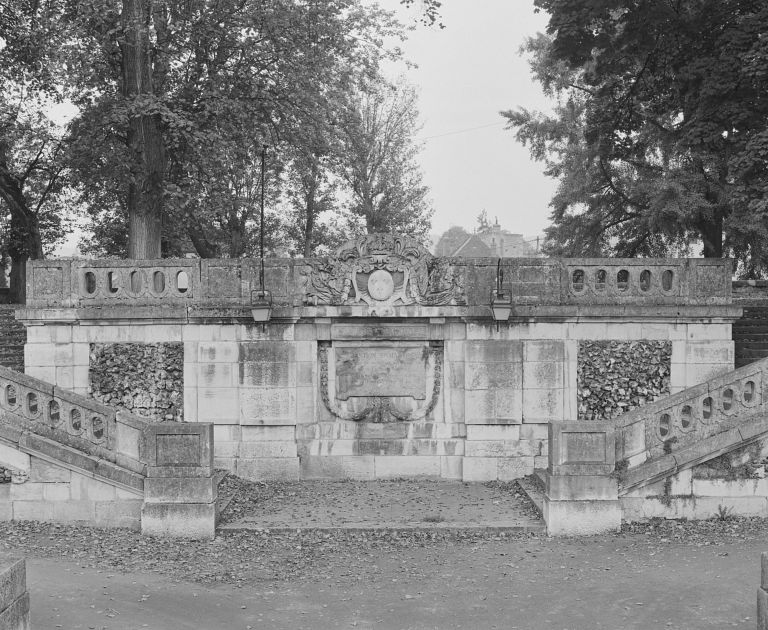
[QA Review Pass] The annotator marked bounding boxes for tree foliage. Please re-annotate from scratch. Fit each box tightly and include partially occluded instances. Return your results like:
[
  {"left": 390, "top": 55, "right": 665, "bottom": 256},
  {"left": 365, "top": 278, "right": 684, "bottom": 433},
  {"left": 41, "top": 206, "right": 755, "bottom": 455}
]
[
  {"left": 504, "top": 1, "right": 768, "bottom": 275},
  {"left": 2, "top": 0, "right": 435, "bottom": 270},
  {"left": 0, "top": 0, "right": 74, "bottom": 299},
  {"left": 338, "top": 78, "right": 433, "bottom": 239}
]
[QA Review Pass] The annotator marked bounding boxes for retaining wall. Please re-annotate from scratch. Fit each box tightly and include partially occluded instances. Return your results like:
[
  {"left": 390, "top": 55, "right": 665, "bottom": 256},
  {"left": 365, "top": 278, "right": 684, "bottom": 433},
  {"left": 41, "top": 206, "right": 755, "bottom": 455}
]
[{"left": 16, "top": 239, "right": 741, "bottom": 482}]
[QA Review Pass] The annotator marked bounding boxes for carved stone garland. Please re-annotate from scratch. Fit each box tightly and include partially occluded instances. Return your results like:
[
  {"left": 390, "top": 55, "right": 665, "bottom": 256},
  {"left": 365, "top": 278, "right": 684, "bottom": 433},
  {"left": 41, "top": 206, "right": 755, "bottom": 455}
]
[
  {"left": 319, "top": 342, "right": 443, "bottom": 423},
  {"left": 302, "top": 234, "right": 465, "bottom": 307}
]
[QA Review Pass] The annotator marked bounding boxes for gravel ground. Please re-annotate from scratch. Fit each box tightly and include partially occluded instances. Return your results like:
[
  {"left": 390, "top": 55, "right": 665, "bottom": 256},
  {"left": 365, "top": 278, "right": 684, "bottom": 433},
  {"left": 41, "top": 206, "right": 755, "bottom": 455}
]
[
  {"left": 4, "top": 486, "right": 768, "bottom": 630},
  {"left": 0, "top": 509, "right": 767, "bottom": 587},
  {"left": 218, "top": 476, "right": 542, "bottom": 528}
]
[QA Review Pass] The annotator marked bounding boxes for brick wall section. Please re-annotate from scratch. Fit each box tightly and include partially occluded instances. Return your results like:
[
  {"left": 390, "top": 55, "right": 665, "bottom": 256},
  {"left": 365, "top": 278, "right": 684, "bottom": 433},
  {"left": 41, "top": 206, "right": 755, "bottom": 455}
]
[
  {"left": 732, "top": 282, "right": 768, "bottom": 368},
  {"left": 0, "top": 306, "right": 25, "bottom": 373}
]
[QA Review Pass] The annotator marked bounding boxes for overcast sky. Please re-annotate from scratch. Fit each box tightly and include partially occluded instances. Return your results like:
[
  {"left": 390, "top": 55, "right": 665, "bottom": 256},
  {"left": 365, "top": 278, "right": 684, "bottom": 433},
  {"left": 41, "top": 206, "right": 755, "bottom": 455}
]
[
  {"left": 382, "top": 0, "right": 557, "bottom": 239},
  {"left": 54, "top": 1, "right": 556, "bottom": 256}
]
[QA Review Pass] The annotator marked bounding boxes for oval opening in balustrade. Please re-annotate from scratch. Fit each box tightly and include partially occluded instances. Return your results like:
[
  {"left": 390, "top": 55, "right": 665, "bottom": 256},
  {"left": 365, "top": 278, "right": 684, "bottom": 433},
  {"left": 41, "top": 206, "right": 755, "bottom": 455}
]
[
  {"left": 92, "top": 417, "right": 104, "bottom": 440},
  {"left": 130, "top": 270, "right": 143, "bottom": 293},
  {"left": 107, "top": 271, "right": 120, "bottom": 294},
  {"left": 5, "top": 385, "right": 17, "bottom": 407},
  {"left": 84, "top": 271, "right": 97, "bottom": 295},
  {"left": 595, "top": 269, "right": 607, "bottom": 291},
  {"left": 70, "top": 409, "right": 82, "bottom": 432},
  {"left": 153, "top": 271, "right": 166, "bottom": 293},
  {"left": 702, "top": 396, "right": 713, "bottom": 420},
  {"left": 26, "top": 392, "right": 38, "bottom": 415},
  {"left": 722, "top": 388, "right": 734, "bottom": 411},
  {"left": 659, "top": 413, "right": 671, "bottom": 438},
  {"left": 48, "top": 400, "right": 60, "bottom": 424},
  {"left": 617, "top": 269, "right": 629, "bottom": 292},
  {"left": 572, "top": 269, "right": 585, "bottom": 293},
  {"left": 681, "top": 405, "right": 693, "bottom": 430},
  {"left": 744, "top": 380, "right": 755, "bottom": 403},
  {"left": 662, "top": 269, "right": 674, "bottom": 292},
  {"left": 176, "top": 270, "right": 189, "bottom": 294},
  {"left": 639, "top": 269, "right": 651, "bottom": 292}
]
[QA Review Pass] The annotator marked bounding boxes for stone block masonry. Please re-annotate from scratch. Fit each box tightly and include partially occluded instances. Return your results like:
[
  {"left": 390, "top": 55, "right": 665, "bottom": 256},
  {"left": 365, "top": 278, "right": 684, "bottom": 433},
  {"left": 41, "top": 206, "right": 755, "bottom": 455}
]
[
  {"left": 141, "top": 422, "right": 216, "bottom": 539},
  {"left": 543, "top": 422, "right": 621, "bottom": 536},
  {"left": 0, "top": 453, "right": 143, "bottom": 529},
  {"left": 0, "top": 558, "right": 29, "bottom": 630},
  {"left": 760, "top": 552, "right": 768, "bottom": 630},
  {"left": 17, "top": 243, "right": 740, "bottom": 482}
]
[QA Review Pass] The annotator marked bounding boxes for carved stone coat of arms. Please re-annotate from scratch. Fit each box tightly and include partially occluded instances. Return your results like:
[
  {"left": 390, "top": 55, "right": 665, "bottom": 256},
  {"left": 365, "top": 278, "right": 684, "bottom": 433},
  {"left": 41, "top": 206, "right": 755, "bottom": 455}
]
[{"left": 301, "top": 234, "right": 465, "bottom": 307}]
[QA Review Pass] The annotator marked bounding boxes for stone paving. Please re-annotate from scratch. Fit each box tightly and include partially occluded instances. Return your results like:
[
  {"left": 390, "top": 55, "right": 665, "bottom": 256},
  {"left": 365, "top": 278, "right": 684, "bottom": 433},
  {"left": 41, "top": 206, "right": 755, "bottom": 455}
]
[{"left": 220, "top": 479, "right": 544, "bottom": 532}]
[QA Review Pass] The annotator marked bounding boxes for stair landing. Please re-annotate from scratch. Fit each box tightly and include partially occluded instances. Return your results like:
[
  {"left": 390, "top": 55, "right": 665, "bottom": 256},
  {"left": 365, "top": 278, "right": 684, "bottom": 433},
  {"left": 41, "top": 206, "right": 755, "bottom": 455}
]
[{"left": 218, "top": 478, "right": 544, "bottom": 534}]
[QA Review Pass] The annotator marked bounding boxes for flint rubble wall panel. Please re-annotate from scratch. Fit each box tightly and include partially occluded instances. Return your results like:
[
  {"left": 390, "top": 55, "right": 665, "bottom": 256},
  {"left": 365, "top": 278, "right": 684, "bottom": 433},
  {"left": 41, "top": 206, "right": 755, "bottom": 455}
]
[
  {"left": 89, "top": 343, "right": 184, "bottom": 421},
  {"left": 577, "top": 340, "right": 671, "bottom": 422}
]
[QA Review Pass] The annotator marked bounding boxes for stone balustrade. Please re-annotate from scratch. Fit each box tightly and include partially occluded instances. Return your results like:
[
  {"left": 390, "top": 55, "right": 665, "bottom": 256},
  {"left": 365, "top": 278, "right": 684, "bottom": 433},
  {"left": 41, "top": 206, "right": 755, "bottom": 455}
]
[
  {"left": 614, "top": 356, "right": 768, "bottom": 471},
  {"left": 0, "top": 365, "right": 148, "bottom": 473},
  {"left": 24, "top": 253, "right": 732, "bottom": 312}
]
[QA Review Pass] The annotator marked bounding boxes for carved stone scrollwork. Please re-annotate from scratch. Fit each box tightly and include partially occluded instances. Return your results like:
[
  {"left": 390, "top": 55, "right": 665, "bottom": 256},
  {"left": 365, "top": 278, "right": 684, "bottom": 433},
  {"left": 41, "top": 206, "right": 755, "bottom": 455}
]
[
  {"left": 318, "top": 342, "right": 443, "bottom": 423},
  {"left": 302, "top": 234, "right": 465, "bottom": 307}
]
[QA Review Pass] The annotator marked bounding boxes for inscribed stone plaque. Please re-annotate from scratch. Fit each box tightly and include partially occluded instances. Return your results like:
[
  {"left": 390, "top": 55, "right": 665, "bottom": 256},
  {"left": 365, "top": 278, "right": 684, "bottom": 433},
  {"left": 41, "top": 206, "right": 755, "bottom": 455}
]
[
  {"left": 156, "top": 434, "right": 201, "bottom": 466},
  {"left": 331, "top": 324, "right": 429, "bottom": 340},
  {"left": 561, "top": 432, "right": 606, "bottom": 465},
  {"left": 336, "top": 347, "right": 427, "bottom": 400}
]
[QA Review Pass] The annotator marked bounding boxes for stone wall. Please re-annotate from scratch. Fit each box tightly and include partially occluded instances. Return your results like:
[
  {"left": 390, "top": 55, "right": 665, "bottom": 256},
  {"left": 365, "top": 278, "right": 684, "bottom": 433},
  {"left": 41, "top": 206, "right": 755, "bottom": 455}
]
[
  {"left": 0, "top": 558, "right": 29, "bottom": 630},
  {"left": 578, "top": 341, "right": 671, "bottom": 421},
  {"left": 0, "top": 446, "right": 143, "bottom": 529},
  {"left": 17, "top": 245, "right": 740, "bottom": 483},
  {"left": 18, "top": 314, "right": 737, "bottom": 483},
  {"left": 89, "top": 343, "right": 183, "bottom": 421}
]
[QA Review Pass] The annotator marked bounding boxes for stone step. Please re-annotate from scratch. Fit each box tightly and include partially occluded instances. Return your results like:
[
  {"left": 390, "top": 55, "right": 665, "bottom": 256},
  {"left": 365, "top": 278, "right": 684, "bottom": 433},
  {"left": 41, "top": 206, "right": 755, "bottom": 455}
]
[
  {"left": 217, "top": 479, "right": 545, "bottom": 534},
  {"left": 516, "top": 473, "right": 544, "bottom": 517}
]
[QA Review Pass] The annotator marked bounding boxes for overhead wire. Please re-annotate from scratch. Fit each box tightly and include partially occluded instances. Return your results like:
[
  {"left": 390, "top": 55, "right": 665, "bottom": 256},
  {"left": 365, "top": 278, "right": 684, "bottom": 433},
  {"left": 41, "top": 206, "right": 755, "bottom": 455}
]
[{"left": 420, "top": 121, "right": 506, "bottom": 141}]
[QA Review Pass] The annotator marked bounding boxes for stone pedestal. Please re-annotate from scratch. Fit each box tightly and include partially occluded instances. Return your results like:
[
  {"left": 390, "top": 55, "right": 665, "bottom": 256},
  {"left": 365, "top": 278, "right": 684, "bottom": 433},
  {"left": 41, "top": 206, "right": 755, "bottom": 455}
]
[
  {"left": 141, "top": 422, "right": 216, "bottom": 539},
  {"left": 758, "top": 552, "right": 768, "bottom": 629},
  {"left": 543, "top": 422, "right": 621, "bottom": 536},
  {"left": 0, "top": 558, "right": 29, "bottom": 630}
]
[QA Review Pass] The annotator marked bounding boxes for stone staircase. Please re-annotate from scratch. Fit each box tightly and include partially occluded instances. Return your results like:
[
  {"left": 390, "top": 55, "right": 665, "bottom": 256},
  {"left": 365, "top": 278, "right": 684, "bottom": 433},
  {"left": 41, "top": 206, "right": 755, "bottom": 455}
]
[
  {"left": 0, "top": 306, "right": 25, "bottom": 373},
  {"left": 615, "top": 356, "right": 768, "bottom": 497}
]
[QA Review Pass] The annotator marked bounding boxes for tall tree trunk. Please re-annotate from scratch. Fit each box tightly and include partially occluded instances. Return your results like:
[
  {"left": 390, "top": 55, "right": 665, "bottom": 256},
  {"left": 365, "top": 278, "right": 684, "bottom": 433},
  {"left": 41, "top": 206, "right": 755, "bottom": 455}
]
[
  {"left": 121, "top": 0, "right": 165, "bottom": 259},
  {"left": 0, "top": 144, "right": 43, "bottom": 303},
  {"left": 699, "top": 213, "right": 724, "bottom": 258},
  {"left": 302, "top": 164, "right": 318, "bottom": 258}
]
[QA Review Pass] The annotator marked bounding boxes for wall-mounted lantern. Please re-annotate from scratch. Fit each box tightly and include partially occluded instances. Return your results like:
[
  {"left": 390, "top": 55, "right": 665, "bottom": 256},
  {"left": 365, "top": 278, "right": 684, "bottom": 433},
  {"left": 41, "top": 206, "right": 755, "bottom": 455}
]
[
  {"left": 490, "top": 259, "right": 511, "bottom": 330},
  {"left": 251, "top": 144, "right": 271, "bottom": 327},
  {"left": 250, "top": 289, "right": 272, "bottom": 323}
]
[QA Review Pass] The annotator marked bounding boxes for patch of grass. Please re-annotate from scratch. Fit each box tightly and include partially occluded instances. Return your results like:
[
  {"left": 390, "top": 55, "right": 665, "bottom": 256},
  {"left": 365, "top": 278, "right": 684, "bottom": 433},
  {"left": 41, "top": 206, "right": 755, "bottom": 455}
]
[{"left": 715, "top": 504, "right": 734, "bottom": 521}]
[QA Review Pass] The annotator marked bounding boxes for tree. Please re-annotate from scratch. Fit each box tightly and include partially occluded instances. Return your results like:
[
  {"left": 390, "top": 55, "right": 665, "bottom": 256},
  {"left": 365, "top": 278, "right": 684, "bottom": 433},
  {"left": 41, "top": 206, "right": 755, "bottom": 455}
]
[
  {"left": 68, "top": 0, "right": 405, "bottom": 259},
  {"left": 338, "top": 78, "right": 433, "bottom": 239},
  {"left": 504, "top": 2, "right": 768, "bottom": 273},
  {"left": 0, "top": 0, "right": 73, "bottom": 300}
]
